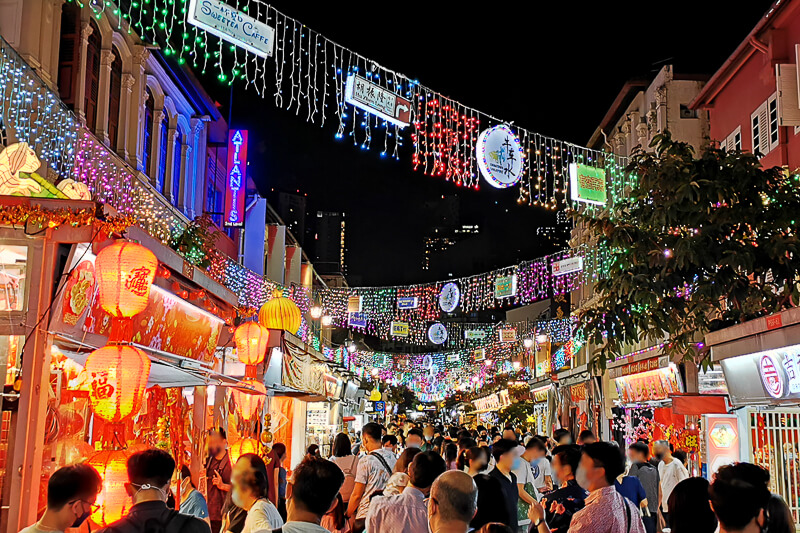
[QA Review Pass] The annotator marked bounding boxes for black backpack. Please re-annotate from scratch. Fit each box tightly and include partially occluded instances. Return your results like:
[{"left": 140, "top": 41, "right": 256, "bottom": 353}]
[{"left": 107, "top": 509, "right": 194, "bottom": 533}]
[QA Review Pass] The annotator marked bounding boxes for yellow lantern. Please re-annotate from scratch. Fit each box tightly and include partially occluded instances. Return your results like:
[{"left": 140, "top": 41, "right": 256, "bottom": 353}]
[
  {"left": 258, "top": 290, "right": 301, "bottom": 334},
  {"left": 87, "top": 449, "right": 132, "bottom": 526},
  {"left": 84, "top": 345, "right": 151, "bottom": 423},
  {"left": 229, "top": 437, "right": 259, "bottom": 464},
  {"left": 232, "top": 379, "right": 267, "bottom": 420},
  {"left": 234, "top": 322, "right": 270, "bottom": 366},
  {"left": 95, "top": 241, "right": 157, "bottom": 318}
]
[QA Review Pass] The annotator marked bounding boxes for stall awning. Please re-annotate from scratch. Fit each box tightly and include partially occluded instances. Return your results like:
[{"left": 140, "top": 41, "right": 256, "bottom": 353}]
[{"left": 670, "top": 393, "right": 729, "bottom": 415}]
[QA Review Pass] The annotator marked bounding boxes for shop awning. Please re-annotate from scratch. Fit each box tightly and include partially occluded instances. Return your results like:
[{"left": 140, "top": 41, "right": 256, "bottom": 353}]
[{"left": 670, "top": 393, "right": 729, "bottom": 415}]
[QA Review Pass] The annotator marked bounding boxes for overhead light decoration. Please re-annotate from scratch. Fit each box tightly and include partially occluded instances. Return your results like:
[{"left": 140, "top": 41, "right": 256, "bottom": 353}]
[
  {"left": 523, "top": 338, "right": 534, "bottom": 349},
  {"left": 259, "top": 290, "right": 301, "bottom": 334},
  {"left": 321, "top": 315, "right": 333, "bottom": 327},
  {"left": 310, "top": 305, "right": 323, "bottom": 319},
  {"left": 476, "top": 125, "right": 524, "bottom": 189},
  {"left": 94, "top": 240, "right": 158, "bottom": 320},
  {"left": 536, "top": 334, "right": 549, "bottom": 344},
  {"left": 84, "top": 344, "right": 150, "bottom": 423},
  {"left": 428, "top": 322, "right": 448, "bottom": 345},
  {"left": 438, "top": 282, "right": 460, "bottom": 313}
]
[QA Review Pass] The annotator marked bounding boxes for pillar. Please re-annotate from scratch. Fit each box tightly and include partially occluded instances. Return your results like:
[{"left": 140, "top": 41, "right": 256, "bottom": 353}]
[
  {"left": 150, "top": 108, "right": 165, "bottom": 187},
  {"left": 165, "top": 126, "right": 178, "bottom": 203},
  {"left": 266, "top": 225, "right": 286, "bottom": 284},
  {"left": 118, "top": 72, "right": 135, "bottom": 159},
  {"left": 96, "top": 48, "right": 114, "bottom": 143},
  {"left": 130, "top": 46, "right": 149, "bottom": 171},
  {"left": 74, "top": 20, "right": 93, "bottom": 123},
  {"left": 285, "top": 245, "right": 302, "bottom": 286}
]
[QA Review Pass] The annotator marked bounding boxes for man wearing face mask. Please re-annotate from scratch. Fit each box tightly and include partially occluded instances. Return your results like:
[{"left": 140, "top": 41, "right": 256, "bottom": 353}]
[
  {"left": 653, "top": 440, "right": 687, "bottom": 530},
  {"left": 406, "top": 428, "right": 425, "bottom": 449},
  {"left": 512, "top": 438, "right": 542, "bottom": 532},
  {"left": 421, "top": 425, "right": 436, "bottom": 452},
  {"left": 709, "top": 462, "right": 771, "bottom": 533},
  {"left": 487, "top": 438, "right": 520, "bottom": 531},
  {"left": 19, "top": 464, "right": 102, "bottom": 533},
  {"left": 99, "top": 449, "right": 210, "bottom": 533},
  {"left": 179, "top": 465, "right": 210, "bottom": 525},
  {"left": 206, "top": 428, "right": 233, "bottom": 533}
]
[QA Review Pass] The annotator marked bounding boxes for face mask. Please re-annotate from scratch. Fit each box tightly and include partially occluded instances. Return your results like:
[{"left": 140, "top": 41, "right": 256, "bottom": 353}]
[
  {"left": 231, "top": 487, "right": 245, "bottom": 508},
  {"left": 512, "top": 457, "right": 521, "bottom": 470},
  {"left": 407, "top": 442, "right": 420, "bottom": 449},
  {"left": 654, "top": 452, "right": 665, "bottom": 462},
  {"left": 72, "top": 510, "right": 91, "bottom": 528},
  {"left": 575, "top": 465, "right": 591, "bottom": 490}
]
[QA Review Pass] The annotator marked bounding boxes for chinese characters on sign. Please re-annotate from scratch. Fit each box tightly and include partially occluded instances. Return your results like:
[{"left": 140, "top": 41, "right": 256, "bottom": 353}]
[
  {"left": 188, "top": 0, "right": 275, "bottom": 57},
  {"left": 224, "top": 130, "right": 248, "bottom": 227},
  {"left": 344, "top": 74, "right": 412, "bottom": 127},
  {"left": 494, "top": 275, "right": 517, "bottom": 299},
  {"left": 476, "top": 125, "right": 524, "bottom": 189},
  {"left": 569, "top": 163, "right": 608, "bottom": 205},
  {"left": 390, "top": 321, "right": 409, "bottom": 337},
  {"left": 552, "top": 256, "right": 584, "bottom": 276}
]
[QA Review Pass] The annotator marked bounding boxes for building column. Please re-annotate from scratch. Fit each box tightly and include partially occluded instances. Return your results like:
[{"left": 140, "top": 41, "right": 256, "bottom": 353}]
[
  {"left": 149, "top": 108, "right": 165, "bottom": 187},
  {"left": 118, "top": 73, "right": 135, "bottom": 159},
  {"left": 165, "top": 126, "right": 178, "bottom": 203},
  {"left": 180, "top": 144, "right": 192, "bottom": 215},
  {"left": 130, "top": 46, "right": 149, "bottom": 172},
  {"left": 74, "top": 20, "right": 93, "bottom": 123},
  {"left": 188, "top": 117, "right": 207, "bottom": 219},
  {"left": 96, "top": 48, "right": 114, "bottom": 144}
]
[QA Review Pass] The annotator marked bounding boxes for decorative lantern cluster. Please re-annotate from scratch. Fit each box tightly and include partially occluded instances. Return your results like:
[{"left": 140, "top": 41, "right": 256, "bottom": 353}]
[{"left": 87, "top": 449, "right": 132, "bottom": 525}]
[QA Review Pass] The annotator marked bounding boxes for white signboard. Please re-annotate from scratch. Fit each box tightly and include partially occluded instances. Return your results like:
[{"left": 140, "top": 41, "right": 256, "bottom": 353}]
[
  {"left": 464, "top": 330, "right": 487, "bottom": 341},
  {"left": 476, "top": 125, "right": 524, "bottom": 189},
  {"left": 345, "top": 74, "right": 412, "bottom": 128},
  {"left": 188, "top": 0, "right": 275, "bottom": 58},
  {"left": 552, "top": 256, "right": 584, "bottom": 276}
]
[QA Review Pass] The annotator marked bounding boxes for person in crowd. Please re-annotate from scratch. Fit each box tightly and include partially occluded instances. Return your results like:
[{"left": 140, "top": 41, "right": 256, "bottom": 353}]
[
  {"left": 538, "top": 444, "right": 587, "bottom": 533},
  {"left": 230, "top": 453, "right": 283, "bottom": 533},
  {"left": 486, "top": 439, "right": 520, "bottom": 531},
  {"left": 513, "top": 438, "right": 541, "bottom": 531},
  {"left": 405, "top": 428, "right": 425, "bottom": 449},
  {"left": 458, "top": 446, "right": 489, "bottom": 477},
  {"left": 553, "top": 429, "right": 572, "bottom": 446},
  {"left": 384, "top": 447, "right": 421, "bottom": 496},
  {"left": 306, "top": 444, "right": 321, "bottom": 461},
  {"left": 221, "top": 491, "right": 247, "bottom": 533},
  {"left": 653, "top": 439, "right": 688, "bottom": 529},
  {"left": 270, "top": 443, "right": 288, "bottom": 521},
  {"left": 528, "top": 442, "right": 645, "bottom": 533},
  {"left": 577, "top": 430, "right": 596, "bottom": 445},
  {"left": 444, "top": 442, "right": 459, "bottom": 470},
  {"left": 179, "top": 465, "right": 210, "bottom": 524},
  {"left": 345, "top": 422, "right": 397, "bottom": 533},
  {"left": 615, "top": 470, "right": 646, "bottom": 508},
  {"left": 477, "top": 524, "right": 513, "bottom": 533},
  {"left": 626, "top": 442, "right": 658, "bottom": 533},
  {"left": 99, "top": 449, "right": 210, "bottom": 533},
  {"left": 282, "top": 456, "right": 345, "bottom": 533},
  {"left": 206, "top": 428, "right": 233, "bottom": 533},
  {"left": 471, "top": 474, "right": 510, "bottom": 530},
  {"left": 672, "top": 450, "right": 687, "bottom": 468},
  {"left": 457, "top": 437, "right": 477, "bottom": 458},
  {"left": 428, "top": 470, "right": 478, "bottom": 533},
  {"left": 19, "top": 463, "right": 102, "bottom": 533},
  {"left": 710, "top": 462, "right": 772, "bottom": 533},
  {"left": 382, "top": 434, "right": 399, "bottom": 454},
  {"left": 502, "top": 427, "right": 518, "bottom": 442},
  {"left": 367, "top": 452, "right": 446, "bottom": 533},
  {"left": 422, "top": 425, "right": 436, "bottom": 451},
  {"left": 666, "top": 477, "right": 716, "bottom": 533},
  {"left": 330, "top": 432, "right": 359, "bottom": 509},
  {"left": 766, "top": 493, "right": 796, "bottom": 533},
  {"left": 526, "top": 437, "right": 552, "bottom": 493}
]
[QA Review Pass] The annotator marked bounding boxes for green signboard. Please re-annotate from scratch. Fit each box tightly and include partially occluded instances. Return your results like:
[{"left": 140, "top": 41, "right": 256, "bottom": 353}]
[{"left": 569, "top": 163, "right": 608, "bottom": 205}]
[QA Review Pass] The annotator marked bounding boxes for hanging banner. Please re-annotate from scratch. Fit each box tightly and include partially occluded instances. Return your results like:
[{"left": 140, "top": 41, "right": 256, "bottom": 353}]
[
  {"left": 224, "top": 129, "right": 248, "bottom": 227},
  {"left": 187, "top": 0, "right": 275, "bottom": 58},
  {"left": 499, "top": 328, "right": 517, "bottom": 343},
  {"left": 348, "top": 312, "right": 367, "bottom": 328},
  {"left": 344, "top": 74, "right": 412, "bottom": 127},
  {"left": 397, "top": 297, "right": 419, "bottom": 310},
  {"left": 390, "top": 321, "right": 409, "bottom": 337},
  {"left": 464, "top": 330, "right": 487, "bottom": 341},
  {"left": 476, "top": 125, "right": 524, "bottom": 189},
  {"left": 552, "top": 256, "right": 583, "bottom": 276},
  {"left": 608, "top": 355, "right": 669, "bottom": 379},
  {"left": 472, "top": 347, "right": 485, "bottom": 361},
  {"left": 494, "top": 275, "right": 517, "bottom": 299},
  {"left": 569, "top": 163, "right": 608, "bottom": 206},
  {"left": 347, "top": 296, "right": 362, "bottom": 313}
]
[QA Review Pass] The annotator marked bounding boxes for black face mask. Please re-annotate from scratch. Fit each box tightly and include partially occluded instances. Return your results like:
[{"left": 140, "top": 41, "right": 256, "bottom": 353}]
[
  {"left": 72, "top": 511, "right": 91, "bottom": 528},
  {"left": 654, "top": 453, "right": 664, "bottom": 461}
]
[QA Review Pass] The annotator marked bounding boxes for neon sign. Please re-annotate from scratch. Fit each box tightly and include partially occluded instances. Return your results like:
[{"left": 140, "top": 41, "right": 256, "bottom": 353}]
[{"left": 224, "top": 130, "right": 248, "bottom": 227}]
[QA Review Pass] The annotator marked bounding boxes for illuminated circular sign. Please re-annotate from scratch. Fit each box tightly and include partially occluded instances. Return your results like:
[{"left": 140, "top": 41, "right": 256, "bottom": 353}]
[
  {"left": 428, "top": 323, "right": 448, "bottom": 345},
  {"left": 759, "top": 354, "right": 784, "bottom": 398},
  {"left": 439, "top": 282, "right": 460, "bottom": 313},
  {"left": 476, "top": 125, "right": 524, "bottom": 189}
]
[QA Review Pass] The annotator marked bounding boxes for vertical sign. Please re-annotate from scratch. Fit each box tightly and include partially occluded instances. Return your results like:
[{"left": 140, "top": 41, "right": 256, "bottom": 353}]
[{"left": 224, "top": 130, "right": 248, "bottom": 227}]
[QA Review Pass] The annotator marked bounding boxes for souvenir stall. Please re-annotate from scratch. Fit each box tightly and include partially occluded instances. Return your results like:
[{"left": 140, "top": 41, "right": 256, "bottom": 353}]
[
  {"left": 528, "top": 379, "right": 552, "bottom": 436},
  {"left": 556, "top": 364, "right": 594, "bottom": 439},
  {"left": 472, "top": 389, "right": 512, "bottom": 427},
  {"left": 708, "top": 308, "right": 800, "bottom": 525}
]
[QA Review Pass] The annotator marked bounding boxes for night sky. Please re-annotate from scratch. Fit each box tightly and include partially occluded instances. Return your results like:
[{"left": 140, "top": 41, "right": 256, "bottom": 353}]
[{"left": 203, "top": 1, "right": 773, "bottom": 286}]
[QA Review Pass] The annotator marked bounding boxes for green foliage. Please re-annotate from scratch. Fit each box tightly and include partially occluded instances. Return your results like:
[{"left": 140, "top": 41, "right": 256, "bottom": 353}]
[
  {"left": 170, "top": 214, "right": 222, "bottom": 269},
  {"left": 499, "top": 402, "right": 536, "bottom": 428},
  {"left": 384, "top": 383, "right": 417, "bottom": 413},
  {"left": 578, "top": 133, "right": 800, "bottom": 369}
]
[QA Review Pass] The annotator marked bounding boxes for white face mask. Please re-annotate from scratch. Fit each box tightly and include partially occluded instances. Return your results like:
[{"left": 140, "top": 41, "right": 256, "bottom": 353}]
[
  {"left": 576, "top": 465, "right": 591, "bottom": 490},
  {"left": 231, "top": 487, "right": 245, "bottom": 508}
]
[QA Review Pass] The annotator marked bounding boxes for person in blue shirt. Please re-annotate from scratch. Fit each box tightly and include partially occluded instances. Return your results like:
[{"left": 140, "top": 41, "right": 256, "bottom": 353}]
[
  {"left": 615, "top": 470, "right": 647, "bottom": 509},
  {"left": 179, "top": 465, "right": 210, "bottom": 525}
]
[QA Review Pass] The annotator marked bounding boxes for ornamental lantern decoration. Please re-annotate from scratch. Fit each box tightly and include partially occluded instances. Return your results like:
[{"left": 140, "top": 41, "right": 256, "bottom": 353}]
[
  {"left": 87, "top": 449, "right": 132, "bottom": 526},
  {"left": 229, "top": 437, "right": 259, "bottom": 464},
  {"left": 95, "top": 241, "right": 158, "bottom": 318},
  {"left": 232, "top": 379, "right": 267, "bottom": 420},
  {"left": 258, "top": 290, "right": 301, "bottom": 334},
  {"left": 84, "top": 345, "right": 151, "bottom": 423},
  {"left": 234, "top": 322, "right": 270, "bottom": 366}
]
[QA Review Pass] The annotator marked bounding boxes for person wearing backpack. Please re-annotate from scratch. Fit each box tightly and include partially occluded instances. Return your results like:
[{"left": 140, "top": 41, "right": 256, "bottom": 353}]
[
  {"left": 97, "top": 449, "right": 210, "bottom": 533},
  {"left": 344, "top": 423, "right": 397, "bottom": 533},
  {"left": 329, "top": 433, "right": 359, "bottom": 506}
]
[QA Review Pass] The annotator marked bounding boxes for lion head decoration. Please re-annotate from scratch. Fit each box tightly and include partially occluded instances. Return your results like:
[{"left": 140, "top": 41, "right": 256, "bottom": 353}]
[{"left": 0, "top": 143, "right": 43, "bottom": 196}]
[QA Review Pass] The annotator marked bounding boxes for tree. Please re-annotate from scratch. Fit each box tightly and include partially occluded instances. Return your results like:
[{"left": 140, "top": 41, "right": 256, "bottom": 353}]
[{"left": 578, "top": 133, "right": 800, "bottom": 369}]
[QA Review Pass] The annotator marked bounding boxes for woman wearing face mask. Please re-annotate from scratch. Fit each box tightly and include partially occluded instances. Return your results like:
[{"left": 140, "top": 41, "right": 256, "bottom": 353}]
[
  {"left": 179, "top": 465, "right": 211, "bottom": 525},
  {"left": 459, "top": 446, "right": 489, "bottom": 477},
  {"left": 536, "top": 445, "right": 588, "bottom": 533},
  {"left": 231, "top": 454, "right": 284, "bottom": 533},
  {"left": 20, "top": 464, "right": 102, "bottom": 533}
]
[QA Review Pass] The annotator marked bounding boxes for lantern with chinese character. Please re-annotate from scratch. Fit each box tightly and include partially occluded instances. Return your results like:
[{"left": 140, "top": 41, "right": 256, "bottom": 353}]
[
  {"left": 232, "top": 379, "right": 266, "bottom": 420},
  {"left": 258, "top": 290, "right": 301, "bottom": 334},
  {"left": 84, "top": 345, "right": 150, "bottom": 423},
  {"left": 229, "top": 437, "right": 259, "bottom": 464},
  {"left": 234, "top": 322, "right": 270, "bottom": 366},
  {"left": 95, "top": 241, "right": 157, "bottom": 318},
  {"left": 87, "top": 449, "right": 132, "bottom": 525}
]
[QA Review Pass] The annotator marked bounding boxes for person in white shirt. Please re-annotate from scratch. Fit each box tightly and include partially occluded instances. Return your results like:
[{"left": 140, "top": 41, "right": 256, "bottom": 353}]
[
  {"left": 282, "top": 456, "right": 346, "bottom": 533},
  {"left": 345, "top": 422, "right": 398, "bottom": 533},
  {"left": 231, "top": 453, "right": 284, "bottom": 533},
  {"left": 653, "top": 440, "right": 688, "bottom": 530},
  {"left": 527, "top": 437, "right": 553, "bottom": 492},
  {"left": 513, "top": 441, "right": 542, "bottom": 531},
  {"left": 19, "top": 464, "right": 102, "bottom": 533}
]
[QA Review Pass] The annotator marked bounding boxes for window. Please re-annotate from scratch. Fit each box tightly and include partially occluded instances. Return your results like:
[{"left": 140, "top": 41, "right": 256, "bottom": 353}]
[
  {"left": 157, "top": 112, "right": 169, "bottom": 193},
  {"left": 143, "top": 87, "right": 154, "bottom": 174},
  {"left": 172, "top": 128, "right": 183, "bottom": 204},
  {"left": 57, "top": 3, "right": 81, "bottom": 108},
  {"left": 84, "top": 19, "right": 101, "bottom": 132},
  {"left": 723, "top": 126, "right": 741, "bottom": 152},
  {"left": 0, "top": 245, "right": 28, "bottom": 311},
  {"left": 751, "top": 93, "right": 779, "bottom": 156},
  {"left": 108, "top": 47, "right": 122, "bottom": 150}
]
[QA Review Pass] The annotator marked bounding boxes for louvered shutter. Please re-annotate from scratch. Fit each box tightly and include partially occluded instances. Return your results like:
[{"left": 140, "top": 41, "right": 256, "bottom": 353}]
[
  {"left": 84, "top": 20, "right": 101, "bottom": 131},
  {"left": 108, "top": 48, "right": 122, "bottom": 150},
  {"left": 752, "top": 102, "right": 769, "bottom": 156},
  {"left": 57, "top": 4, "right": 80, "bottom": 107}
]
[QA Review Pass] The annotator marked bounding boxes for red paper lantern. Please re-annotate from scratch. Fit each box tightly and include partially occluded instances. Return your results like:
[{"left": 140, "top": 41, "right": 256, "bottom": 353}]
[
  {"left": 258, "top": 290, "right": 301, "bottom": 334},
  {"left": 229, "top": 437, "right": 259, "bottom": 464},
  {"left": 234, "top": 322, "right": 270, "bottom": 366},
  {"left": 87, "top": 449, "right": 131, "bottom": 525},
  {"left": 95, "top": 241, "right": 157, "bottom": 318},
  {"left": 232, "top": 379, "right": 266, "bottom": 420},
  {"left": 85, "top": 345, "right": 150, "bottom": 423}
]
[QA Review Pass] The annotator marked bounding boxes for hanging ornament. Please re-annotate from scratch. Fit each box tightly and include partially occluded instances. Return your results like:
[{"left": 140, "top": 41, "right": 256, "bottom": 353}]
[
  {"left": 438, "top": 282, "right": 460, "bottom": 313},
  {"left": 259, "top": 290, "right": 302, "bottom": 334},
  {"left": 232, "top": 379, "right": 267, "bottom": 420},
  {"left": 428, "top": 323, "right": 448, "bottom": 345},
  {"left": 95, "top": 241, "right": 158, "bottom": 318},
  {"left": 84, "top": 345, "right": 151, "bottom": 423},
  {"left": 476, "top": 125, "right": 524, "bottom": 189},
  {"left": 234, "top": 322, "right": 271, "bottom": 366},
  {"left": 229, "top": 437, "right": 260, "bottom": 464},
  {"left": 87, "top": 449, "right": 132, "bottom": 526}
]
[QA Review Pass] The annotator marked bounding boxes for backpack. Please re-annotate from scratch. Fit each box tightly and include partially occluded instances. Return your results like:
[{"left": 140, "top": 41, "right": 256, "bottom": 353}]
[
  {"left": 338, "top": 454, "right": 359, "bottom": 502},
  {"left": 107, "top": 509, "right": 193, "bottom": 533}
]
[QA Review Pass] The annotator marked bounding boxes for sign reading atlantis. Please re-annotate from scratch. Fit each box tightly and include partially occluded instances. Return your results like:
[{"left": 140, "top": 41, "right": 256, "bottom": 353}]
[
  {"left": 188, "top": 0, "right": 275, "bottom": 58},
  {"left": 224, "top": 130, "right": 248, "bottom": 227}
]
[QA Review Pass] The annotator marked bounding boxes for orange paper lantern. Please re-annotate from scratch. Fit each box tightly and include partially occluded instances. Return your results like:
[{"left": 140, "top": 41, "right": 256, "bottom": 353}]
[
  {"left": 85, "top": 345, "right": 150, "bottom": 423},
  {"left": 95, "top": 241, "right": 157, "bottom": 318},
  {"left": 87, "top": 449, "right": 132, "bottom": 526},
  {"left": 234, "top": 322, "right": 270, "bottom": 365},
  {"left": 258, "top": 290, "right": 301, "bottom": 334},
  {"left": 229, "top": 437, "right": 259, "bottom": 464},
  {"left": 232, "top": 379, "right": 267, "bottom": 420}
]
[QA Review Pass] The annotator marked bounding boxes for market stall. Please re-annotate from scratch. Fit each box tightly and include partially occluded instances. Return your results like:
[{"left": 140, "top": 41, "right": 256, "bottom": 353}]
[{"left": 528, "top": 379, "right": 552, "bottom": 436}]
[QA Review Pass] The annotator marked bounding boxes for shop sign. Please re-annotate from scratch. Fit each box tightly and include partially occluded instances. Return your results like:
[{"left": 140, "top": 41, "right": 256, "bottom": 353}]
[
  {"left": 324, "top": 375, "right": 338, "bottom": 398},
  {"left": 464, "top": 329, "right": 487, "bottom": 341},
  {"left": 608, "top": 355, "right": 669, "bottom": 379},
  {"left": 397, "top": 297, "right": 419, "bottom": 309},
  {"left": 439, "top": 282, "right": 460, "bottom": 312},
  {"left": 347, "top": 296, "right": 362, "bottom": 313},
  {"left": 532, "top": 385, "right": 550, "bottom": 403},
  {"left": 348, "top": 312, "right": 367, "bottom": 328},
  {"left": 614, "top": 365, "right": 683, "bottom": 404},
  {"left": 390, "top": 321, "right": 409, "bottom": 337},
  {"left": 188, "top": 0, "right": 275, "bottom": 57},
  {"left": 446, "top": 353, "right": 460, "bottom": 363},
  {"left": 721, "top": 344, "right": 800, "bottom": 405},
  {"left": 570, "top": 383, "right": 587, "bottom": 402},
  {"left": 766, "top": 314, "right": 783, "bottom": 330},
  {"left": 474, "top": 393, "right": 501, "bottom": 411},
  {"left": 552, "top": 256, "right": 583, "bottom": 276},
  {"left": 568, "top": 162, "right": 608, "bottom": 206},
  {"left": 374, "top": 400, "right": 386, "bottom": 412},
  {"left": 307, "top": 403, "right": 330, "bottom": 426},
  {"left": 344, "top": 74, "right": 412, "bottom": 128},
  {"left": 499, "top": 328, "right": 517, "bottom": 343},
  {"left": 705, "top": 415, "right": 740, "bottom": 477},
  {"left": 224, "top": 130, "right": 248, "bottom": 227},
  {"left": 476, "top": 125, "right": 524, "bottom": 189},
  {"left": 422, "top": 405, "right": 437, "bottom": 412},
  {"left": 494, "top": 275, "right": 517, "bottom": 299},
  {"left": 472, "top": 348, "right": 485, "bottom": 361}
]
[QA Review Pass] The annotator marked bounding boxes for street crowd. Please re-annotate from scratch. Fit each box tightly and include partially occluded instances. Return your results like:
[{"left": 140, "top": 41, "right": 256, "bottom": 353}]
[{"left": 19, "top": 423, "right": 796, "bottom": 533}]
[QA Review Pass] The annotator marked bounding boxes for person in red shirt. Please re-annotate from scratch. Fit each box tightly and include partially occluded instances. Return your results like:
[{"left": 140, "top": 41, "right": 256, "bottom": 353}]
[{"left": 205, "top": 428, "right": 232, "bottom": 533}]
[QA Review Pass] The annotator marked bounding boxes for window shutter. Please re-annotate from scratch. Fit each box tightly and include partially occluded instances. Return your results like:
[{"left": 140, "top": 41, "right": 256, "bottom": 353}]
[
  {"left": 776, "top": 64, "right": 800, "bottom": 126},
  {"left": 752, "top": 102, "right": 769, "bottom": 155},
  {"left": 57, "top": 4, "right": 80, "bottom": 107}
]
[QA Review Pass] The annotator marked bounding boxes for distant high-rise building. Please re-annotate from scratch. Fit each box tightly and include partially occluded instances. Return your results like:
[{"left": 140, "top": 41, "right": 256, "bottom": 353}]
[
  {"left": 422, "top": 224, "right": 480, "bottom": 271},
  {"left": 277, "top": 191, "right": 307, "bottom": 246},
  {"left": 315, "top": 211, "right": 346, "bottom": 275}
]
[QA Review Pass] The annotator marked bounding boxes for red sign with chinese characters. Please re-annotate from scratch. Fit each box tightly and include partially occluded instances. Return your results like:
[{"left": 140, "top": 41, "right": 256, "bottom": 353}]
[{"left": 224, "top": 130, "right": 248, "bottom": 227}]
